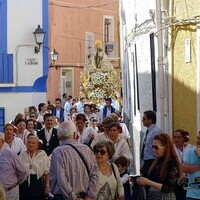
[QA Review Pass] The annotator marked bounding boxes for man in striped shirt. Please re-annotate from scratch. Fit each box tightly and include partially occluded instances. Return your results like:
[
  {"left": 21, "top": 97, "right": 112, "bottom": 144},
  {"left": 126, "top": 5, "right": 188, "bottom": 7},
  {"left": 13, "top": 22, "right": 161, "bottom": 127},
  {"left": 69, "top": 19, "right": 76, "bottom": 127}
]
[{"left": 50, "top": 121, "right": 99, "bottom": 200}]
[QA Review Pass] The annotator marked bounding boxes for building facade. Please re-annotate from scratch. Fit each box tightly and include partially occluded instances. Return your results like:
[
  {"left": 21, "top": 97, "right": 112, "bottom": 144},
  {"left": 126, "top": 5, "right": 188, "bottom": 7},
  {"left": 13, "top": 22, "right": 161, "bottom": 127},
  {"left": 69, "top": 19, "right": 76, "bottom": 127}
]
[
  {"left": 0, "top": 0, "right": 49, "bottom": 129},
  {"left": 120, "top": 0, "right": 200, "bottom": 175},
  {"left": 47, "top": 0, "right": 120, "bottom": 102}
]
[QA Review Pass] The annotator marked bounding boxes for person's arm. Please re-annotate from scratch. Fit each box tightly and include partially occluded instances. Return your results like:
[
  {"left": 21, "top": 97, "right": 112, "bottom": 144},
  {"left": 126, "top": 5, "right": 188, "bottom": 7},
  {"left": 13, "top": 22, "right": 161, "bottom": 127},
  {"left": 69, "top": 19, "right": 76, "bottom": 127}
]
[
  {"left": 85, "top": 152, "right": 99, "bottom": 199},
  {"left": 12, "top": 152, "right": 27, "bottom": 184},
  {"left": 121, "top": 174, "right": 129, "bottom": 184},
  {"left": 182, "top": 162, "right": 200, "bottom": 173},
  {"left": 137, "top": 160, "right": 179, "bottom": 192},
  {"left": 136, "top": 177, "right": 162, "bottom": 191},
  {"left": 44, "top": 173, "right": 50, "bottom": 194}
]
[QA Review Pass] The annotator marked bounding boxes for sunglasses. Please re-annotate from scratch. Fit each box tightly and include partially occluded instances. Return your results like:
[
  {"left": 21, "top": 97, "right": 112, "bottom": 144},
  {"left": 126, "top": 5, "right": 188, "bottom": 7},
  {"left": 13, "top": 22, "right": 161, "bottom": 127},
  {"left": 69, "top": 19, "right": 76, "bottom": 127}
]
[
  {"left": 152, "top": 145, "right": 162, "bottom": 150},
  {"left": 94, "top": 150, "right": 107, "bottom": 155},
  {"left": 30, "top": 116, "right": 36, "bottom": 118}
]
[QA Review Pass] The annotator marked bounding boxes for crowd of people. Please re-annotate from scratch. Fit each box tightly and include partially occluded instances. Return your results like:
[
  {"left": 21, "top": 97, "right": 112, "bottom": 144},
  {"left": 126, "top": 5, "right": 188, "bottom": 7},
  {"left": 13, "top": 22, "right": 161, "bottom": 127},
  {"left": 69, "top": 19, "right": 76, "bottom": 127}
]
[
  {"left": 136, "top": 110, "right": 200, "bottom": 200},
  {"left": 0, "top": 95, "right": 200, "bottom": 200}
]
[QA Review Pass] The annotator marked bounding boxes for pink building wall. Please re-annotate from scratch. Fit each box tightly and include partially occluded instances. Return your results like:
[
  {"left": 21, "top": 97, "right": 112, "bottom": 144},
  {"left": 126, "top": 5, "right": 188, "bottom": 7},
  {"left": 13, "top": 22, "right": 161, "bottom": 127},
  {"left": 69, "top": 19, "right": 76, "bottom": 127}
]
[{"left": 47, "top": 0, "right": 120, "bottom": 103}]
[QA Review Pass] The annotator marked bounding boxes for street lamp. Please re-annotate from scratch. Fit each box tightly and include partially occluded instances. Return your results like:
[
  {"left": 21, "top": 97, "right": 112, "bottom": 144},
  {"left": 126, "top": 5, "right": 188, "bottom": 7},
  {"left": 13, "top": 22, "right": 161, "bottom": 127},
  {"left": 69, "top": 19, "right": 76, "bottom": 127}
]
[
  {"left": 33, "top": 25, "right": 45, "bottom": 53},
  {"left": 50, "top": 48, "right": 59, "bottom": 63}
]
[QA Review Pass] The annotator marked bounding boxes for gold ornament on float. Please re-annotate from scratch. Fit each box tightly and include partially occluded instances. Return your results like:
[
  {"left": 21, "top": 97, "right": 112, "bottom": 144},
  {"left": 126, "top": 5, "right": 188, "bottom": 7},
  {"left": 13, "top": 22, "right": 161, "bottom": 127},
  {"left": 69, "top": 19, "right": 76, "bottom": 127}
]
[{"left": 80, "top": 39, "right": 121, "bottom": 100}]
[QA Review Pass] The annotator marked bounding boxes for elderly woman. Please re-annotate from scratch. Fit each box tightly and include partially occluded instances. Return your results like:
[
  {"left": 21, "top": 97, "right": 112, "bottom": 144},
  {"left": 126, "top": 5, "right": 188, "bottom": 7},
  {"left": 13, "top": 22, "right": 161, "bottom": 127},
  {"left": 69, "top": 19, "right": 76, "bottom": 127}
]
[
  {"left": 136, "top": 133, "right": 182, "bottom": 200},
  {"left": 0, "top": 133, "right": 27, "bottom": 200},
  {"left": 3, "top": 123, "right": 26, "bottom": 155},
  {"left": 19, "top": 134, "right": 50, "bottom": 200},
  {"left": 94, "top": 140, "right": 124, "bottom": 200}
]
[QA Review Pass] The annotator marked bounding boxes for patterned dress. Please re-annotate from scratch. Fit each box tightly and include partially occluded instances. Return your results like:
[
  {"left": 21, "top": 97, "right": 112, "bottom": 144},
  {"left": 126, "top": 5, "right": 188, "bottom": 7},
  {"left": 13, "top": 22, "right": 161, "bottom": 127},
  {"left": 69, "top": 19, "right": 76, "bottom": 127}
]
[{"left": 143, "top": 157, "right": 179, "bottom": 200}]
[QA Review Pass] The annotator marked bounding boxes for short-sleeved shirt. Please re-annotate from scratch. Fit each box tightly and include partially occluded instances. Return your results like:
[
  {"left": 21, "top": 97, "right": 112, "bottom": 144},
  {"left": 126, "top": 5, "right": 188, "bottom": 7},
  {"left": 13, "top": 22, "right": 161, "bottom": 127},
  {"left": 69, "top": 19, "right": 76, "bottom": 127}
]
[{"left": 183, "top": 146, "right": 200, "bottom": 198}]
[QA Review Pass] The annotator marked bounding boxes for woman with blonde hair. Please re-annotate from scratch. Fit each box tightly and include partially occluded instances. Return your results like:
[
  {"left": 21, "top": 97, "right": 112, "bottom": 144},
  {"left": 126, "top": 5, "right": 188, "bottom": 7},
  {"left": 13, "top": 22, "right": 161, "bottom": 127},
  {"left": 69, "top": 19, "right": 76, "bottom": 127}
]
[{"left": 19, "top": 134, "right": 50, "bottom": 200}]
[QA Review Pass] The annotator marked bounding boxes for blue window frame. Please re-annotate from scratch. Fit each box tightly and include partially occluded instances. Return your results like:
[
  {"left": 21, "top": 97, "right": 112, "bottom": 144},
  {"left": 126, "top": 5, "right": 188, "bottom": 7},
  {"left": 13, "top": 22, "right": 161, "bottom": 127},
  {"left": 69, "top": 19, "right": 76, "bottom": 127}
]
[
  {"left": 0, "top": 107, "right": 5, "bottom": 131},
  {"left": 0, "top": 54, "right": 13, "bottom": 83}
]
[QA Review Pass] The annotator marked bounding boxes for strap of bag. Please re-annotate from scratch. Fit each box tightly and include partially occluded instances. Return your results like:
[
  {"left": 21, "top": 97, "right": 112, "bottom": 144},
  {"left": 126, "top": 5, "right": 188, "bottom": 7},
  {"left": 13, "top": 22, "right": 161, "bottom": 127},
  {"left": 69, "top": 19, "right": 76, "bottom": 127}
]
[
  {"left": 111, "top": 163, "right": 118, "bottom": 199},
  {"left": 65, "top": 143, "right": 90, "bottom": 176},
  {"left": 111, "top": 163, "right": 117, "bottom": 180}
]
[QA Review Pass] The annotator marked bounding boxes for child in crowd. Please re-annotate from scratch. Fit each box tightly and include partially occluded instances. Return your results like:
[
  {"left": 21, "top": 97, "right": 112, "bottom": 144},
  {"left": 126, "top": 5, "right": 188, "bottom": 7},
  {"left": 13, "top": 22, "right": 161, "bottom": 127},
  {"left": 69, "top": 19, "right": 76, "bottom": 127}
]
[{"left": 115, "top": 156, "right": 132, "bottom": 200}]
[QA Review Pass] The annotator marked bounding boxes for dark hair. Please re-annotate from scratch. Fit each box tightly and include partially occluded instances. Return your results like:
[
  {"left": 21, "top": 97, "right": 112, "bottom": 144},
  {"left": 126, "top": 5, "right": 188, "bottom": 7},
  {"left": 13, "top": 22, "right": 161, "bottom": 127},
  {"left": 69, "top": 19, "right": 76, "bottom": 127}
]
[
  {"left": 144, "top": 110, "right": 156, "bottom": 124},
  {"left": 102, "top": 116, "right": 115, "bottom": 126},
  {"left": 174, "top": 129, "right": 189, "bottom": 142},
  {"left": 76, "top": 113, "right": 87, "bottom": 122},
  {"left": 93, "top": 140, "right": 115, "bottom": 159},
  {"left": 62, "top": 93, "right": 67, "bottom": 98},
  {"left": 43, "top": 113, "right": 53, "bottom": 121},
  {"left": 38, "top": 103, "right": 46, "bottom": 112},
  {"left": 108, "top": 122, "right": 120, "bottom": 130},
  {"left": 55, "top": 98, "right": 61, "bottom": 103},
  {"left": 26, "top": 119, "right": 35, "bottom": 129},
  {"left": 67, "top": 96, "right": 73, "bottom": 101},
  {"left": 70, "top": 106, "right": 77, "bottom": 112},
  {"left": 29, "top": 106, "right": 37, "bottom": 113},
  {"left": 105, "top": 98, "right": 112, "bottom": 103},
  {"left": 148, "top": 133, "right": 182, "bottom": 180},
  {"left": 115, "top": 156, "right": 128, "bottom": 167},
  {"left": 84, "top": 104, "right": 92, "bottom": 109},
  {"left": 15, "top": 118, "right": 26, "bottom": 126},
  {"left": 29, "top": 111, "right": 38, "bottom": 118}
]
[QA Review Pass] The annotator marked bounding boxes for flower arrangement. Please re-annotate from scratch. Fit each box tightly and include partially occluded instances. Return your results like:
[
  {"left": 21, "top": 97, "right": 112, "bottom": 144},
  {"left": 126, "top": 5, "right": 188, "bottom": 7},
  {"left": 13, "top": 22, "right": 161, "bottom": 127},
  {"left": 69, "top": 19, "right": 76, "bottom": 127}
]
[
  {"left": 91, "top": 72, "right": 106, "bottom": 85},
  {"left": 88, "top": 88, "right": 106, "bottom": 99}
]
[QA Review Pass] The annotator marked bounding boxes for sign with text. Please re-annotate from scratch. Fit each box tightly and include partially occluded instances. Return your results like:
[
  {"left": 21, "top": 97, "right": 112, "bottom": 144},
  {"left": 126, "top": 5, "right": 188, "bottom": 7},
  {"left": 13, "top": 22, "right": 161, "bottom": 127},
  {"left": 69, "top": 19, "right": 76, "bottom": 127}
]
[{"left": 25, "top": 58, "right": 38, "bottom": 65}]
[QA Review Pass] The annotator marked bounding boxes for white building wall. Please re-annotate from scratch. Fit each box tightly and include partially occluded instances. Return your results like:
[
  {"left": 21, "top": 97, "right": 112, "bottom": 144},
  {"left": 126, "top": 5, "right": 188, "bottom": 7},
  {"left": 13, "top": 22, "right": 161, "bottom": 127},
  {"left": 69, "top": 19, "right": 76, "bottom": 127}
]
[
  {"left": 1, "top": 93, "right": 46, "bottom": 123},
  {"left": 7, "top": 0, "right": 43, "bottom": 86},
  {"left": 0, "top": 0, "right": 46, "bottom": 123},
  {"left": 120, "top": 0, "right": 166, "bottom": 175}
]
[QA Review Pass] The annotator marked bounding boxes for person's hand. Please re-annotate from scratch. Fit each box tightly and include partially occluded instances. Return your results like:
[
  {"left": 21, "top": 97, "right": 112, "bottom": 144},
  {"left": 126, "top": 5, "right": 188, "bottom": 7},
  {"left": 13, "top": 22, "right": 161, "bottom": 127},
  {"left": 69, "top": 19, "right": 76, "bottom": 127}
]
[
  {"left": 179, "top": 176, "right": 188, "bottom": 183},
  {"left": 116, "top": 195, "right": 125, "bottom": 200},
  {"left": 88, "top": 133, "right": 94, "bottom": 139},
  {"left": 136, "top": 177, "right": 149, "bottom": 186},
  {"left": 44, "top": 185, "right": 50, "bottom": 195},
  {"left": 84, "top": 196, "right": 91, "bottom": 200}
]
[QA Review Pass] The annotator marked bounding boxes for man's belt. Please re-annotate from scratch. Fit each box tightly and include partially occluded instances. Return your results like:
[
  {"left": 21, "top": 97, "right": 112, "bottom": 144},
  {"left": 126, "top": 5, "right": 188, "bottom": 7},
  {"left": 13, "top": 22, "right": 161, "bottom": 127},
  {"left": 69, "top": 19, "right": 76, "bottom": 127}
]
[{"left": 5, "top": 183, "right": 18, "bottom": 192}]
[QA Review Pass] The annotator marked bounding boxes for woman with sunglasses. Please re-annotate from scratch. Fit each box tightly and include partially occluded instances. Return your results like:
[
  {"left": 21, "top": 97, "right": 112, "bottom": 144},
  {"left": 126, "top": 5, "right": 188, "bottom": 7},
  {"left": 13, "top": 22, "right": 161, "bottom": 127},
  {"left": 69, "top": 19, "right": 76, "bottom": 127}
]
[
  {"left": 136, "top": 133, "right": 182, "bottom": 200},
  {"left": 93, "top": 140, "right": 124, "bottom": 200}
]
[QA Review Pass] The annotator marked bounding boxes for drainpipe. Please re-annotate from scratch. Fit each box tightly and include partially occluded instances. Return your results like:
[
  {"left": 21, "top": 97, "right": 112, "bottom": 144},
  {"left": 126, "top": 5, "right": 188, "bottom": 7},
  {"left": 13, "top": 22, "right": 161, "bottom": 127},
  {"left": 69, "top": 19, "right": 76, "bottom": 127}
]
[{"left": 156, "top": 0, "right": 165, "bottom": 131}]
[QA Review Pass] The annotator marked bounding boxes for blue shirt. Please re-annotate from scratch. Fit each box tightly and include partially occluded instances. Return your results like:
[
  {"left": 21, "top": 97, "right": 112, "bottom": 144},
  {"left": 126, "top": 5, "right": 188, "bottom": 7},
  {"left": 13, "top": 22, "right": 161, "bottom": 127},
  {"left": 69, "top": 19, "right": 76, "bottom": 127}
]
[
  {"left": 141, "top": 124, "right": 162, "bottom": 161},
  {"left": 183, "top": 146, "right": 200, "bottom": 198}
]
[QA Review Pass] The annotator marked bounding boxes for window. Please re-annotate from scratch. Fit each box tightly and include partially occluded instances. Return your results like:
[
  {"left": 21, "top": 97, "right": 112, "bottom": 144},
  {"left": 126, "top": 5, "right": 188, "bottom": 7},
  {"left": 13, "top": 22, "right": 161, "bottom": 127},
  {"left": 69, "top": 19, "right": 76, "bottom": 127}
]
[
  {"left": 0, "top": 107, "right": 5, "bottom": 132},
  {"left": 150, "top": 33, "right": 157, "bottom": 111},
  {"left": 0, "top": 1, "right": 14, "bottom": 84},
  {"left": 61, "top": 69, "right": 73, "bottom": 96},
  {"left": 0, "top": 54, "right": 13, "bottom": 83},
  {"left": 85, "top": 32, "right": 94, "bottom": 64},
  {"left": 103, "top": 16, "right": 115, "bottom": 57}
]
